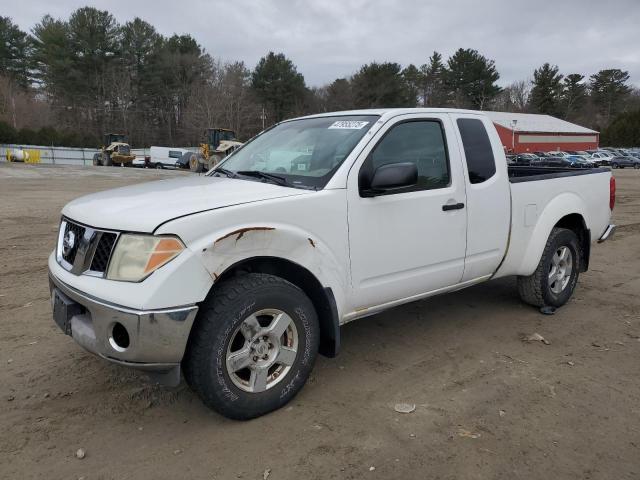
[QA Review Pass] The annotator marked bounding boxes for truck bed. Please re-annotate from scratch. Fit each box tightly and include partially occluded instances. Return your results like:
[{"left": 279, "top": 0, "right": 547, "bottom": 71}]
[
  {"left": 495, "top": 165, "right": 612, "bottom": 279},
  {"left": 508, "top": 166, "right": 610, "bottom": 183}
]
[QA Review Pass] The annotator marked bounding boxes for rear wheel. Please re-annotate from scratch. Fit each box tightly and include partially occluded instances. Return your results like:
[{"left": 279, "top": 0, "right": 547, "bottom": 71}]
[
  {"left": 102, "top": 153, "right": 112, "bottom": 167},
  {"left": 634, "top": 163, "right": 640, "bottom": 169},
  {"left": 183, "top": 273, "right": 319, "bottom": 420},
  {"left": 155, "top": 163, "right": 163, "bottom": 169},
  {"left": 517, "top": 227, "right": 581, "bottom": 308},
  {"left": 611, "top": 162, "right": 618, "bottom": 169}
]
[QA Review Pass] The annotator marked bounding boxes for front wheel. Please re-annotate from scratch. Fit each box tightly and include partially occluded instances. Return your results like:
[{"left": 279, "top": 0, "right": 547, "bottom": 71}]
[
  {"left": 517, "top": 227, "right": 581, "bottom": 308},
  {"left": 183, "top": 273, "right": 320, "bottom": 420},
  {"left": 189, "top": 154, "right": 204, "bottom": 173}
]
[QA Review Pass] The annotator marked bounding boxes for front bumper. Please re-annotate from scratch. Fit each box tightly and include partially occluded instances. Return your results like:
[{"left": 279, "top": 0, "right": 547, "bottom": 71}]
[
  {"left": 598, "top": 224, "right": 616, "bottom": 243},
  {"left": 49, "top": 271, "right": 198, "bottom": 385}
]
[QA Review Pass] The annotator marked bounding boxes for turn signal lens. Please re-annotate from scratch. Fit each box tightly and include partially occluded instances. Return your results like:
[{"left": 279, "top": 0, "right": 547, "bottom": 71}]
[
  {"left": 107, "top": 234, "right": 185, "bottom": 282},
  {"left": 144, "top": 237, "right": 185, "bottom": 273}
]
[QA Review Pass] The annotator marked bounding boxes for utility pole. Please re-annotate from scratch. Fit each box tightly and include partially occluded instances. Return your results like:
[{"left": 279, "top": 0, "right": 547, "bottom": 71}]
[
  {"left": 511, "top": 119, "right": 518, "bottom": 153},
  {"left": 11, "top": 90, "right": 17, "bottom": 129}
]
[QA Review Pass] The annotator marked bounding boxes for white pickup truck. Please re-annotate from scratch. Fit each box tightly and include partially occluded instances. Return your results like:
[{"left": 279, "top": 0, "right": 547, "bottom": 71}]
[{"left": 48, "top": 108, "right": 616, "bottom": 419}]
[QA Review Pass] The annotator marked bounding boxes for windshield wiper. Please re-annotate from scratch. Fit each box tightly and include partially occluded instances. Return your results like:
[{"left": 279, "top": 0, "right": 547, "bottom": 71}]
[
  {"left": 212, "top": 167, "right": 240, "bottom": 179},
  {"left": 236, "top": 170, "right": 292, "bottom": 187}
]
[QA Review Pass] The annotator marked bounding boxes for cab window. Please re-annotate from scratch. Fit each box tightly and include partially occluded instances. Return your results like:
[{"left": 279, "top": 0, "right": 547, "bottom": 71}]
[
  {"left": 359, "top": 120, "right": 450, "bottom": 195},
  {"left": 457, "top": 118, "right": 496, "bottom": 184}
]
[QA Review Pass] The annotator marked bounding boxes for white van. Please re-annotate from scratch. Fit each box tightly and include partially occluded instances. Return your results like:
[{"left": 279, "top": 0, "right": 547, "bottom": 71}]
[{"left": 149, "top": 146, "right": 191, "bottom": 169}]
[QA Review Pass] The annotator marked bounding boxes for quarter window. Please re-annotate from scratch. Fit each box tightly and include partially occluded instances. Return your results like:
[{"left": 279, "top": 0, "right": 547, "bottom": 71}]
[
  {"left": 360, "top": 120, "right": 450, "bottom": 194},
  {"left": 457, "top": 118, "right": 496, "bottom": 184}
]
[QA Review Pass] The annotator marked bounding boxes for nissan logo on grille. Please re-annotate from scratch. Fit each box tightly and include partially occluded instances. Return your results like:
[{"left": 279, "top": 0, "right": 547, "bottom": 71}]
[{"left": 62, "top": 230, "right": 76, "bottom": 257}]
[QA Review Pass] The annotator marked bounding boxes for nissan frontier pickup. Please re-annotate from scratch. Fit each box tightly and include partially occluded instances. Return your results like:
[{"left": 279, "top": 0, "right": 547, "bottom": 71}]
[{"left": 49, "top": 109, "right": 616, "bottom": 419}]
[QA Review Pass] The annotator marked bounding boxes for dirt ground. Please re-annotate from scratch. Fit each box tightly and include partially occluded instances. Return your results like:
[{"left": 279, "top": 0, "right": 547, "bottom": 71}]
[{"left": 0, "top": 163, "right": 639, "bottom": 480}]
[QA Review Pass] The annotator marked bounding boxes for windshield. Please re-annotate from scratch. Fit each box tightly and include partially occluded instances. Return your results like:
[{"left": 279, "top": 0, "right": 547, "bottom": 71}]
[{"left": 212, "top": 115, "right": 379, "bottom": 189}]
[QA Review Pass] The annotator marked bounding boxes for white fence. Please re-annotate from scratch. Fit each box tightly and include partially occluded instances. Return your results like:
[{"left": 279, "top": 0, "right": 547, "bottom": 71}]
[{"left": 0, "top": 144, "right": 150, "bottom": 166}]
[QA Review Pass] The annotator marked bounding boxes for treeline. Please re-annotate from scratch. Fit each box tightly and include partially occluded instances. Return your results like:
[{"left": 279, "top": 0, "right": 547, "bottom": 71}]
[{"left": 1, "top": 8, "right": 639, "bottom": 148}]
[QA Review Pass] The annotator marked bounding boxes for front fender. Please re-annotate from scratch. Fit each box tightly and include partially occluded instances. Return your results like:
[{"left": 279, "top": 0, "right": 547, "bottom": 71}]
[{"left": 170, "top": 222, "right": 349, "bottom": 315}]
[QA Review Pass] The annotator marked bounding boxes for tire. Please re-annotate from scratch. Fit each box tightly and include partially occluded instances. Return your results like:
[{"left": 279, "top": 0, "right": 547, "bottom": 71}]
[
  {"left": 183, "top": 273, "right": 320, "bottom": 420},
  {"left": 517, "top": 227, "right": 581, "bottom": 308},
  {"left": 189, "top": 154, "right": 203, "bottom": 173},
  {"left": 634, "top": 164, "right": 640, "bottom": 170},
  {"left": 155, "top": 163, "right": 163, "bottom": 169},
  {"left": 103, "top": 153, "right": 112, "bottom": 167}
]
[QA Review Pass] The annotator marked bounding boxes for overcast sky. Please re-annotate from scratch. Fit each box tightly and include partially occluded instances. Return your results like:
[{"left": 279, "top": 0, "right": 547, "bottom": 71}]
[{"left": 10, "top": 0, "right": 640, "bottom": 88}]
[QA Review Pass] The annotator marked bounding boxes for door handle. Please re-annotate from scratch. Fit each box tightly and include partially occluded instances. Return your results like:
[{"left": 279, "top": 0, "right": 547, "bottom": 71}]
[{"left": 442, "top": 202, "right": 465, "bottom": 211}]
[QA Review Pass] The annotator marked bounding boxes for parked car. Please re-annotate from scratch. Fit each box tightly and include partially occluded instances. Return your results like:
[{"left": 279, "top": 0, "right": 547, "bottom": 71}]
[
  {"left": 149, "top": 146, "right": 191, "bottom": 169},
  {"left": 601, "top": 147, "right": 626, "bottom": 157},
  {"left": 512, "top": 153, "right": 539, "bottom": 165},
  {"left": 132, "top": 155, "right": 151, "bottom": 168},
  {"left": 610, "top": 156, "right": 640, "bottom": 169},
  {"left": 533, "top": 156, "right": 573, "bottom": 168},
  {"left": 564, "top": 155, "right": 591, "bottom": 168},
  {"left": 566, "top": 150, "right": 590, "bottom": 158},
  {"left": 590, "top": 152, "right": 614, "bottom": 166},
  {"left": 48, "top": 108, "right": 615, "bottom": 419}
]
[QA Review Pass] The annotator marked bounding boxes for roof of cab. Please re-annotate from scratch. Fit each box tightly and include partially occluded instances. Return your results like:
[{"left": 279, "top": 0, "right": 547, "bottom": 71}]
[{"left": 293, "top": 108, "right": 486, "bottom": 121}]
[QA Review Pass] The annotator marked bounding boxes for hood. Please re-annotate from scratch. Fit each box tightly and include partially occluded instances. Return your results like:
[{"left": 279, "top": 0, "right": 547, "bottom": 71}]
[{"left": 62, "top": 176, "right": 310, "bottom": 233}]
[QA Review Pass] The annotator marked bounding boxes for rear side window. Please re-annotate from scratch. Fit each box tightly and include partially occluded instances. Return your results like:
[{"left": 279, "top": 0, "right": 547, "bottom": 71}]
[{"left": 457, "top": 118, "right": 496, "bottom": 184}]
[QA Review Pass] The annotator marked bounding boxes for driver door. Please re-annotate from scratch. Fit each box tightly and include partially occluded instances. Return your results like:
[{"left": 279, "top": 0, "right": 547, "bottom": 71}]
[{"left": 346, "top": 114, "right": 468, "bottom": 311}]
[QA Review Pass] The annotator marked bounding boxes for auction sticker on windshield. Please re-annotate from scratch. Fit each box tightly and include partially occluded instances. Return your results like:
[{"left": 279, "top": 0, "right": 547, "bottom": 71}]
[{"left": 328, "top": 121, "right": 370, "bottom": 130}]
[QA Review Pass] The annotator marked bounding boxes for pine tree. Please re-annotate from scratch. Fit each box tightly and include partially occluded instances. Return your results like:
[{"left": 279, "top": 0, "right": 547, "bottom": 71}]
[
  {"left": 0, "top": 17, "right": 32, "bottom": 88},
  {"left": 251, "top": 52, "right": 306, "bottom": 122},
  {"left": 401, "top": 64, "right": 421, "bottom": 106},
  {"left": 529, "top": 63, "right": 563, "bottom": 115},
  {"left": 351, "top": 62, "right": 414, "bottom": 108},
  {"left": 561, "top": 73, "right": 587, "bottom": 120},
  {"left": 420, "top": 51, "right": 447, "bottom": 107},
  {"left": 590, "top": 69, "right": 631, "bottom": 124},
  {"left": 444, "top": 48, "right": 501, "bottom": 109}
]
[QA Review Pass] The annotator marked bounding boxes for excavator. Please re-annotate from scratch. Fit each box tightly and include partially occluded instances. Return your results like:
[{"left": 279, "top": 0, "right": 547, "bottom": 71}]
[
  {"left": 93, "top": 133, "right": 135, "bottom": 167},
  {"left": 188, "top": 128, "right": 243, "bottom": 172}
]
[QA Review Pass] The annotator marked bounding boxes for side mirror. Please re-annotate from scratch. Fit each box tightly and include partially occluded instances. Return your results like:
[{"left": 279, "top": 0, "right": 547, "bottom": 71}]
[{"left": 362, "top": 162, "right": 418, "bottom": 196}]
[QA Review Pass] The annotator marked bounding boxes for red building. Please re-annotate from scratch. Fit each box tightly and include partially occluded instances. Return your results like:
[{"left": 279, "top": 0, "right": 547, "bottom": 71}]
[{"left": 484, "top": 111, "right": 599, "bottom": 154}]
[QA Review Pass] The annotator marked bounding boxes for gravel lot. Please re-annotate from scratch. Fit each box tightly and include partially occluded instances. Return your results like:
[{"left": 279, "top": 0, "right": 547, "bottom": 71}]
[{"left": 1, "top": 163, "right": 639, "bottom": 480}]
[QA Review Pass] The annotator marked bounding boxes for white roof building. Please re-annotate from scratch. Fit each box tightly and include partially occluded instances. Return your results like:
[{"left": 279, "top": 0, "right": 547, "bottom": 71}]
[
  {"left": 484, "top": 111, "right": 599, "bottom": 153},
  {"left": 484, "top": 111, "right": 598, "bottom": 134}
]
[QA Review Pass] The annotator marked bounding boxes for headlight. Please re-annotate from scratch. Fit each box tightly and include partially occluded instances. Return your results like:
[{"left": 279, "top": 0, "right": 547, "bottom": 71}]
[{"left": 107, "top": 234, "right": 185, "bottom": 282}]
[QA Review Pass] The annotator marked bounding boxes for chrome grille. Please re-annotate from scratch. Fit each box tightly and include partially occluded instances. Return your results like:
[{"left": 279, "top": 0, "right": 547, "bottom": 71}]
[
  {"left": 56, "top": 219, "right": 119, "bottom": 277},
  {"left": 89, "top": 232, "right": 117, "bottom": 273}
]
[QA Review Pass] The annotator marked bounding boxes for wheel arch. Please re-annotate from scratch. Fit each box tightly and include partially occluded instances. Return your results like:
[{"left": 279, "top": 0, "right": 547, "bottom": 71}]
[
  {"left": 553, "top": 213, "right": 590, "bottom": 272},
  {"left": 210, "top": 256, "right": 340, "bottom": 358},
  {"left": 498, "top": 192, "right": 591, "bottom": 277}
]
